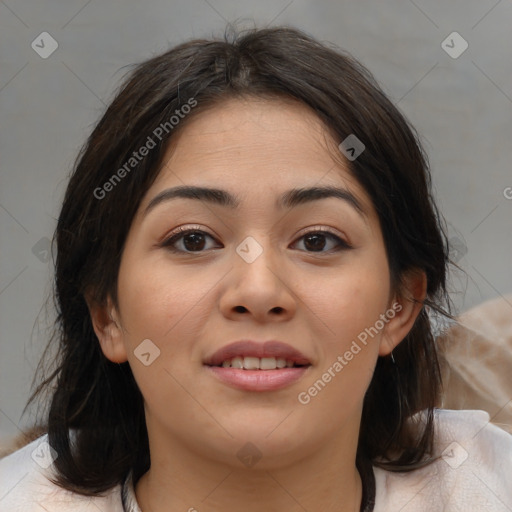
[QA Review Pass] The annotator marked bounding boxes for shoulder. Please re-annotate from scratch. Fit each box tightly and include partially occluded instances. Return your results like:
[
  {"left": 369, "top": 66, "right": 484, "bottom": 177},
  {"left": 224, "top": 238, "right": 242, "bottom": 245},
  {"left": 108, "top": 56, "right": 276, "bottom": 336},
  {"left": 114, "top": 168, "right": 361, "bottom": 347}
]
[
  {"left": 373, "top": 409, "right": 512, "bottom": 512},
  {"left": 0, "top": 434, "right": 123, "bottom": 512}
]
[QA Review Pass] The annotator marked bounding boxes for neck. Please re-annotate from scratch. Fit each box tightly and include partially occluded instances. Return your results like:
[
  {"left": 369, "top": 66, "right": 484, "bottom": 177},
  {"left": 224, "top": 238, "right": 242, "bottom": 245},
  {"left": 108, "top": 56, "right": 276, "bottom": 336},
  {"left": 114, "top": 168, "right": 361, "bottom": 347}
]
[{"left": 135, "top": 420, "right": 364, "bottom": 512}]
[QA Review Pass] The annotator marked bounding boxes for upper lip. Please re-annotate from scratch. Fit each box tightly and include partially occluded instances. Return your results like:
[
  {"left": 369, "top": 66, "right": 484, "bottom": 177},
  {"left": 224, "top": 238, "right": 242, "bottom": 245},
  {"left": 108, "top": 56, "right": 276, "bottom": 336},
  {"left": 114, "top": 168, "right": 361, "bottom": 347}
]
[{"left": 204, "top": 340, "right": 312, "bottom": 367}]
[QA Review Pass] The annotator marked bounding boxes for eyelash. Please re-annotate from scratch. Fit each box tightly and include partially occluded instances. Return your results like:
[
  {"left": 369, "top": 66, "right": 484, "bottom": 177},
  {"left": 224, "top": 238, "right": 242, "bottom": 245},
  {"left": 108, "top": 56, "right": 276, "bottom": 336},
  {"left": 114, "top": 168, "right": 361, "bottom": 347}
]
[{"left": 160, "top": 225, "right": 352, "bottom": 254}]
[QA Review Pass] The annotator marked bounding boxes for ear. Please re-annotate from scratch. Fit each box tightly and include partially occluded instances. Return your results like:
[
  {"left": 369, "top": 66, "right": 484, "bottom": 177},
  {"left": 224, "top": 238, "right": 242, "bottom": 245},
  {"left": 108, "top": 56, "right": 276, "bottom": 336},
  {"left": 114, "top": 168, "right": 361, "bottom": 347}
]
[
  {"left": 85, "top": 292, "right": 128, "bottom": 363},
  {"left": 378, "top": 269, "right": 427, "bottom": 357}
]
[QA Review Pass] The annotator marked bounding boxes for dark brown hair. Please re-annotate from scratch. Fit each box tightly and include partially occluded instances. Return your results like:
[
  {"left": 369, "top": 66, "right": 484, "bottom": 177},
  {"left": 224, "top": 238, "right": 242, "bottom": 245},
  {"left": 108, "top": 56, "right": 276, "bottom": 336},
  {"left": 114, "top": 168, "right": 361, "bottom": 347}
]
[{"left": 26, "top": 24, "right": 452, "bottom": 501}]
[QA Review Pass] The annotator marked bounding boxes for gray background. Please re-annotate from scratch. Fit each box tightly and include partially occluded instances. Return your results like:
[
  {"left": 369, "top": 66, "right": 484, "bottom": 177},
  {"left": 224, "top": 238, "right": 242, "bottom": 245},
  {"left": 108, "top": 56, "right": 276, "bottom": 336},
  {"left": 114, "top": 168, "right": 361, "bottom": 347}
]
[{"left": 1, "top": 0, "right": 511, "bottom": 443}]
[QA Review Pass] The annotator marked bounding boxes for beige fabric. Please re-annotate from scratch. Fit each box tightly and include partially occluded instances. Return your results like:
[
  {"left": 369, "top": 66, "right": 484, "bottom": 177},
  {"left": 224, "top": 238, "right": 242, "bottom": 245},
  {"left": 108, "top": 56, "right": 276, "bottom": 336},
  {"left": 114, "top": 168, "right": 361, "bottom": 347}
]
[
  {"left": 437, "top": 293, "right": 512, "bottom": 433},
  {"left": 0, "top": 426, "right": 46, "bottom": 460}
]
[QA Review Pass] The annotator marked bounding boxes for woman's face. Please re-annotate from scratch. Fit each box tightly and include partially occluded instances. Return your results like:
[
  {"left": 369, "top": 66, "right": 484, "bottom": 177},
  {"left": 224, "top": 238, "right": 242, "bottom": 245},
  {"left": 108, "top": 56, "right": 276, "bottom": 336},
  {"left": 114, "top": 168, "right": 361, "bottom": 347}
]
[{"left": 99, "top": 97, "right": 412, "bottom": 468}]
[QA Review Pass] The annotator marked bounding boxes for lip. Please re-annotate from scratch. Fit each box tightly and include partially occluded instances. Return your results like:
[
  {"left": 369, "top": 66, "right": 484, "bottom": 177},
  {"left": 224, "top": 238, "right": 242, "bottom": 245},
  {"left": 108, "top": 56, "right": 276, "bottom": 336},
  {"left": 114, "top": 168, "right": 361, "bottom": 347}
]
[
  {"left": 203, "top": 340, "right": 312, "bottom": 392},
  {"left": 206, "top": 366, "right": 310, "bottom": 391},
  {"left": 203, "top": 340, "right": 312, "bottom": 367}
]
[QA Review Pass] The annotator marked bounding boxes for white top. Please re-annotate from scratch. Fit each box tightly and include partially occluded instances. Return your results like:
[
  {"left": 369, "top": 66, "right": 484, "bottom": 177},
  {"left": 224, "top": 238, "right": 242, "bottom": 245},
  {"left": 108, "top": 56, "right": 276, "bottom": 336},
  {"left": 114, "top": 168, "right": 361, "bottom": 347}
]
[{"left": 1, "top": 409, "right": 511, "bottom": 511}]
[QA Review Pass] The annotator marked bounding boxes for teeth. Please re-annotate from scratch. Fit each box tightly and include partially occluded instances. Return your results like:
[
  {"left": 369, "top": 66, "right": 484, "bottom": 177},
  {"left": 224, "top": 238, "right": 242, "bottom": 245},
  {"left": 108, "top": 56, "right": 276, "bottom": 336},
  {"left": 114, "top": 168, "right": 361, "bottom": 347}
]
[
  {"left": 218, "top": 356, "right": 301, "bottom": 369},
  {"left": 260, "top": 357, "right": 276, "bottom": 370},
  {"left": 231, "top": 356, "right": 243, "bottom": 369},
  {"left": 244, "top": 356, "right": 260, "bottom": 370}
]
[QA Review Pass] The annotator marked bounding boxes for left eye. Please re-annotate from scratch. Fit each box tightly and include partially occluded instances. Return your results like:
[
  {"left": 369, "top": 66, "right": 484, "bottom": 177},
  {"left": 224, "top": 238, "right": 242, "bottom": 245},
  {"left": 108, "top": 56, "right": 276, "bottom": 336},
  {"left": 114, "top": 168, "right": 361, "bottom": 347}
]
[
  {"left": 161, "top": 228, "right": 351, "bottom": 254},
  {"left": 292, "top": 230, "right": 351, "bottom": 253}
]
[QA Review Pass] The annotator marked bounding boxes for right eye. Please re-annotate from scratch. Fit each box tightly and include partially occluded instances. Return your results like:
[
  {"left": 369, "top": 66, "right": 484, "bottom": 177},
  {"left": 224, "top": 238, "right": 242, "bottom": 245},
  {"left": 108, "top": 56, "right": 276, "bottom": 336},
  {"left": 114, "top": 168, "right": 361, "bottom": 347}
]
[{"left": 161, "top": 227, "right": 222, "bottom": 253}]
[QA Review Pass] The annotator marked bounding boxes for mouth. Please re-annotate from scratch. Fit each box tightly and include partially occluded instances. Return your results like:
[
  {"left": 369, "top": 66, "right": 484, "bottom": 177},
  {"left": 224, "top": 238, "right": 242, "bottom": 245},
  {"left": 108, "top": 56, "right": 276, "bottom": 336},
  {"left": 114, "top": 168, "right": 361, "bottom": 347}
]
[
  {"left": 211, "top": 356, "right": 309, "bottom": 370},
  {"left": 203, "top": 340, "right": 312, "bottom": 391}
]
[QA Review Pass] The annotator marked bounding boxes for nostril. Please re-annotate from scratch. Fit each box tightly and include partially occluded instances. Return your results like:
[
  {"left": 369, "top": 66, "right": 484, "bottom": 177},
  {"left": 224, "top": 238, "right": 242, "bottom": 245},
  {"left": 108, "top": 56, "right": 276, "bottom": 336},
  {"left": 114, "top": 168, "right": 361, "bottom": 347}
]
[{"left": 234, "top": 306, "right": 247, "bottom": 313}]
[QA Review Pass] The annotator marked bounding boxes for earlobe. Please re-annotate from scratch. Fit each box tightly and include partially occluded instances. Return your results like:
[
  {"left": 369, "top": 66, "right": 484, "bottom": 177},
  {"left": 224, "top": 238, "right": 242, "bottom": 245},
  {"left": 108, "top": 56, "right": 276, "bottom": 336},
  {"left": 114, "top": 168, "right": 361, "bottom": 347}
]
[
  {"left": 378, "top": 269, "right": 427, "bottom": 357},
  {"left": 85, "top": 293, "right": 128, "bottom": 363}
]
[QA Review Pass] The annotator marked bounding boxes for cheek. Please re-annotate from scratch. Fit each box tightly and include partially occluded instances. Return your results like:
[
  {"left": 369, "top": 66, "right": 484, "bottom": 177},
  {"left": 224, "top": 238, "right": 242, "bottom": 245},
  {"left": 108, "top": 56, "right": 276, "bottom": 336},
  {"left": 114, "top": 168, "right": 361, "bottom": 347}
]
[
  {"left": 116, "top": 254, "right": 209, "bottom": 343},
  {"left": 309, "top": 256, "right": 390, "bottom": 348},
  {"left": 114, "top": 251, "right": 222, "bottom": 399},
  {"left": 297, "top": 272, "right": 388, "bottom": 427},
  {"left": 114, "top": 258, "right": 206, "bottom": 412}
]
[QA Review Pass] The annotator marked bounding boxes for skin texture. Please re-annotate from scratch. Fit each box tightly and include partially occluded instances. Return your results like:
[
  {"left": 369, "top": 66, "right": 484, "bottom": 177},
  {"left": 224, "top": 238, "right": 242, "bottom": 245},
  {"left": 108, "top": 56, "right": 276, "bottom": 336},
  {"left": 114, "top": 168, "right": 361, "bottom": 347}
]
[{"left": 88, "top": 96, "right": 426, "bottom": 512}]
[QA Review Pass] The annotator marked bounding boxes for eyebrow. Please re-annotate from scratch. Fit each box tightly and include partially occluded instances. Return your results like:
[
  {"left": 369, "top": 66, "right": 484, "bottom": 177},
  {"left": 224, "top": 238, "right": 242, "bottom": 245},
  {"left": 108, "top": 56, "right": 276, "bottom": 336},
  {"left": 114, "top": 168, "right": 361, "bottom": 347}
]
[{"left": 144, "top": 185, "right": 367, "bottom": 217}]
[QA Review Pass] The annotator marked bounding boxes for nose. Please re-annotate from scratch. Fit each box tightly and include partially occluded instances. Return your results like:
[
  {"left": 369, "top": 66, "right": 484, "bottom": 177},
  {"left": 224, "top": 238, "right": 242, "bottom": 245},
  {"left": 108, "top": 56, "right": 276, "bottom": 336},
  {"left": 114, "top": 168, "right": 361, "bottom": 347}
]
[{"left": 218, "top": 239, "right": 297, "bottom": 323}]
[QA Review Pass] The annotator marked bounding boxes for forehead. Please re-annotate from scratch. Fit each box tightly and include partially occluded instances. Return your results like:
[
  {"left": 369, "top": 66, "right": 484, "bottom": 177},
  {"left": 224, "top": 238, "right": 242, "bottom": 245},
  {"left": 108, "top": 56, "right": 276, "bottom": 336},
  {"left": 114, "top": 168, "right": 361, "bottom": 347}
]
[
  {"left": 164, "top": 96, "right": 339, "bottom": 171},
  {"left": 142, "top": 96, "right": 374, "bottom": 216}
]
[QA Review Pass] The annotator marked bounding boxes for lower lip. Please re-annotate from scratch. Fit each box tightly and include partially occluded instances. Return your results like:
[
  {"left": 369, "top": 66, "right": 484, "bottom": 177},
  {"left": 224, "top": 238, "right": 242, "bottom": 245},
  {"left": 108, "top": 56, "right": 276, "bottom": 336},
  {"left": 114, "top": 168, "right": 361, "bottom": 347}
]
[{"left": 205, "top": 366, "right": 310, "bottom": 391}]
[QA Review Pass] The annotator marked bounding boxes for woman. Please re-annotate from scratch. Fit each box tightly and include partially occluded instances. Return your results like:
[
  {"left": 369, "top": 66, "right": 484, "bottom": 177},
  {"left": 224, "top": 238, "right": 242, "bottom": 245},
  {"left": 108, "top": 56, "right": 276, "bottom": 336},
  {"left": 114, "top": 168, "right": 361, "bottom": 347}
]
[{"left": 1, "top": 25, "right": 511, "bottom": 512}]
